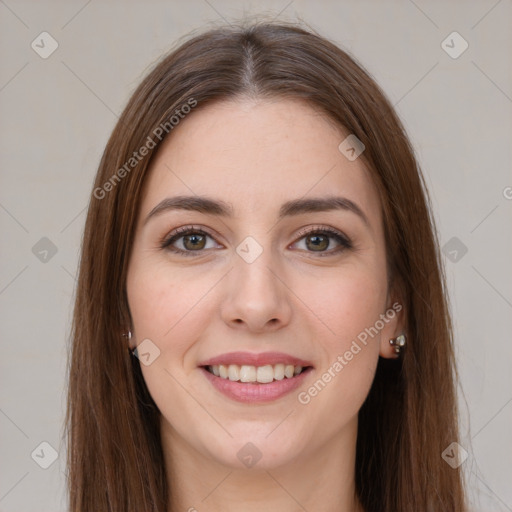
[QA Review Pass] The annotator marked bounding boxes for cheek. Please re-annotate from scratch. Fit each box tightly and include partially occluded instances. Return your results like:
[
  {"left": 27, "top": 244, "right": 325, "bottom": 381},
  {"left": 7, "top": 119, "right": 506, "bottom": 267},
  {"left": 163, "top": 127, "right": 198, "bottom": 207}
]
[
  {"left": 128, "top": 256, "right": 202, "bottom": 336},
  {"left": 126, "top": 258, "right": 216, "bottom": 410},
  {"left": 312, "top": 261, "right": 388, "bottom": 345},
  {"left": 126, "top": 255, "right": 225, "bottom": 373},
  {"left": 297, "top": 263, "right": 386, "bottom": 416}
]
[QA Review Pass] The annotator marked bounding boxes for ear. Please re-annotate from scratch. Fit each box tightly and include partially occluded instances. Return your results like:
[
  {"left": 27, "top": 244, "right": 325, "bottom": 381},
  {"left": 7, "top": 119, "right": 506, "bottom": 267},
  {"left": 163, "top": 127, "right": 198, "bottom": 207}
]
[
  {"left": 121, "top": 327, "right": 136, "bottom": 350},
  {"left": 128, "top": 335, "right": 137, "bottom": 351},
  {"left": 379, "top": 294, "right": 406, "bottom": 360}
]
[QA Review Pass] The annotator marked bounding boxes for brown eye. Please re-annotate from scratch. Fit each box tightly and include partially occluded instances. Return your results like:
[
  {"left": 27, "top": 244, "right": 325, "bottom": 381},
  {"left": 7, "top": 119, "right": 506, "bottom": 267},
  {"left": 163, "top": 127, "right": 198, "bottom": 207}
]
[
  {"left": 305, "top": 233, "right": 330, "bottom": 251},
  {"left": 161, "top": 225, "right": 352, "bottom": 258},
  {"left": 181, "top": 233, "right": 207, "bottom": 250},
  {"left": 161, "top": 227, "right": 219, "bottom": 256},
  {"left": 293, "top": 227, "right": 352, "bottom": 256}
]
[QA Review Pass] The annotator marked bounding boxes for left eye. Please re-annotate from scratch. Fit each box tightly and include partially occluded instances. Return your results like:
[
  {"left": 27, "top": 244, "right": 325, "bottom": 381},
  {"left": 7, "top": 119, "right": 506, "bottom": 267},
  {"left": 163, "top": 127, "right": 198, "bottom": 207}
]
[
  {"left": 161, "top": 226, "right": 352, "bottom": 257},
  {"left": 291, "top": 227, "right": 352, "bottom": 256}
]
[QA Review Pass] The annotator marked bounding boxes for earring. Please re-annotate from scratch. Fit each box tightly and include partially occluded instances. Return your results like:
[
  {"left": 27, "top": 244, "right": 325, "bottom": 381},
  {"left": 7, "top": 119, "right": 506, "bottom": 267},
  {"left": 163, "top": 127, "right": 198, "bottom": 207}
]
[
  {"left": 122, "top": 330, "right": 132, "bottom": 341},
  {"left": 389, "top": 334, "right": 406, "bottom": 354}
]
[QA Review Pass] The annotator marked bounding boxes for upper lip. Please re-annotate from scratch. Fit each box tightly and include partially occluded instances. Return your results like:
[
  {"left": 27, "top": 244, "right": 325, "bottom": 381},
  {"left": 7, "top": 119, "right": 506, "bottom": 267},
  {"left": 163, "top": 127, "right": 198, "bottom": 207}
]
[{"left": 199, "top": 351, "right": 313, "bottom": 368}]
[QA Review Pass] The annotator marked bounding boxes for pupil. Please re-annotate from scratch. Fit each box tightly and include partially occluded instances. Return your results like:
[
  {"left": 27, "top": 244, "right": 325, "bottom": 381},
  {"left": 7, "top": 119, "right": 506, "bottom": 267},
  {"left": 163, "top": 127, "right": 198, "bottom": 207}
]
[
  {"left": 307, "top": 235, "right": 328, "bottom": 251},
  {"left": 185, "top": 234, "right": 205, "bottom": 250}
]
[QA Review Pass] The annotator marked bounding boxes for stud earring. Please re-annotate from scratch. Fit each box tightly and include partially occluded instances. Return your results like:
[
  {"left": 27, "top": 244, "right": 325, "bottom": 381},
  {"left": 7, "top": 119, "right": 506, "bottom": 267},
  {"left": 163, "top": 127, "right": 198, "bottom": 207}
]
[
  {"left": 122, "top": 330, "right": 132, "bottom": 341},
  {"left": 389, "top": 334, "right": 406, "bottom": 355}
]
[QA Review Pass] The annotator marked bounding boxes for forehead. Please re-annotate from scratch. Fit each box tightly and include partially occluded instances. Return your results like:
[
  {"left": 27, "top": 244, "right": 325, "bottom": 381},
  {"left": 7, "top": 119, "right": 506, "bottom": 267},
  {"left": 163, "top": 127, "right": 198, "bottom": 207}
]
[{"left": 139, "top": 98, "right": 381, "bottom": 224}]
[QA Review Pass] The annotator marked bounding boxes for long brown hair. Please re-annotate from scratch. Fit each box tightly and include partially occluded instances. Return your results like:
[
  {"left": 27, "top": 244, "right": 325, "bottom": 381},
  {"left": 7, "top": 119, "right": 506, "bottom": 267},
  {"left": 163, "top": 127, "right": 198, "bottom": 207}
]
[{"left": 65, "top": 20, "right": 466, "bottom": 511}]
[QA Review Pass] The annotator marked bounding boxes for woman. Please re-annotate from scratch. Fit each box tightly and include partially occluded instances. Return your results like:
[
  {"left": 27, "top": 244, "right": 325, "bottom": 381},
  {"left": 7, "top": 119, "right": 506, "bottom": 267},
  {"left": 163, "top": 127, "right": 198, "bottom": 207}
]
[{"left": 65, "top": 21, "right": 466, "bottom": 511}]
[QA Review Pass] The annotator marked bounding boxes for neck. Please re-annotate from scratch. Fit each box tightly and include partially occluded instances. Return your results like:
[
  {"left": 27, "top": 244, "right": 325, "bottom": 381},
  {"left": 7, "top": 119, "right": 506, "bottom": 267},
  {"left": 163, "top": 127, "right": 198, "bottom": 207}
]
[{"left": 161, "top": 418, "right": 364, "bottom": 512}]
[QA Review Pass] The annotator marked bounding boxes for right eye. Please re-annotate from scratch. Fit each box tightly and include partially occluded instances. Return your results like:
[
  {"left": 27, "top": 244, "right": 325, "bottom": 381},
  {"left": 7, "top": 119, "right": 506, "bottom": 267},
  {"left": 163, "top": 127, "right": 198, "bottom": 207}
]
[{"left": 160, "top": 226, "right": 222, "bottom": 256}]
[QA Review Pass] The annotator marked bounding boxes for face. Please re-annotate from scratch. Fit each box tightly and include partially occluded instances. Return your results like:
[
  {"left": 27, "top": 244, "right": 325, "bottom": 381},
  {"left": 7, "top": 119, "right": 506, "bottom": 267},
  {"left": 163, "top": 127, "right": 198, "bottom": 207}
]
[{"left": 126, "top": 98, "right": 401, "bottom": 470}]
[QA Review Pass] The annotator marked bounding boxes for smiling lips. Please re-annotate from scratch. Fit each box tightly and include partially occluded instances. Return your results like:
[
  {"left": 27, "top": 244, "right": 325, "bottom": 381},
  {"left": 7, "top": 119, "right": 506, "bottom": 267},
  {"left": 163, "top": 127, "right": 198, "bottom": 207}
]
[
  {"left": 199, "top": 350, "right": 313, "bottom": 368},
  {"left": 199, "top": 351, "right": 314, "bottom": 402},
  {"left": 207, "top": 363, "right": 304, "bottom": 383}
]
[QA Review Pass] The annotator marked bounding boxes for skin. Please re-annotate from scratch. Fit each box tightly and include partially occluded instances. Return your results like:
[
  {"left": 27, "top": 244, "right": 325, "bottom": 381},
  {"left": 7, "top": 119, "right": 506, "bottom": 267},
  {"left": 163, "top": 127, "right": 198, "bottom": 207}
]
[{"left": 126, "top": 97, "right": 403, "bottom": 512}]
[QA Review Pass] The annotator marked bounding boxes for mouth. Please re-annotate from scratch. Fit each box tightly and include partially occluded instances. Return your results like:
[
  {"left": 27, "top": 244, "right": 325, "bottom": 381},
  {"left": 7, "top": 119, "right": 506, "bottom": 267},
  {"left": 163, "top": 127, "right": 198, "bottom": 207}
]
[
  {"left": 198, "top": 351, "right": 314, "bottom": 402},
  {"left": 202, "top": 363, "right": 313, "bottom": 384},
  {"left": 199, "top": 359, "right": 314, "bottom": 403}
]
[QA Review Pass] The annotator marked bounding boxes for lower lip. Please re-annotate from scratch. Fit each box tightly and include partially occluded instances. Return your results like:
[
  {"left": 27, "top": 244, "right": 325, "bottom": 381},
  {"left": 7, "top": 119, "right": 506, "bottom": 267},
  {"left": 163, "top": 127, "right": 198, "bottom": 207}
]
[{"left": 200, "top": 367, "right": 313, "bottom": 403}]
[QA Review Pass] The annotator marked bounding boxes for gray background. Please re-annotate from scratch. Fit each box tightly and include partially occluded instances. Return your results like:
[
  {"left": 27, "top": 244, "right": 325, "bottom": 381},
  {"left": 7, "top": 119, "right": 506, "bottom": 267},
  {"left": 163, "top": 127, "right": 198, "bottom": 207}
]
[{"left": 1, "top": 1, "right": 511, "bottom": 511}]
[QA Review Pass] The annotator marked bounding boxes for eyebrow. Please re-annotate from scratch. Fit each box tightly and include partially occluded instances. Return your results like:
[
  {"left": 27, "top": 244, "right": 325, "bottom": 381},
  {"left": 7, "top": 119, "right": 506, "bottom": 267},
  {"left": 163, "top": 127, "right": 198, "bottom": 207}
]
[{"left": 144, "top": 195, "right": 370, "bottom": 227}]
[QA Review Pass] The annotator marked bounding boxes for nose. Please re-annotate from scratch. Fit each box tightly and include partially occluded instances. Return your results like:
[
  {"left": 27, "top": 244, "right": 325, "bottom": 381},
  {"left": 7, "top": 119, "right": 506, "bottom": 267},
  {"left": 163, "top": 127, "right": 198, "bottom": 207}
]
[{"left": 220, "top": 246, "right": 293, "bottom": 333}]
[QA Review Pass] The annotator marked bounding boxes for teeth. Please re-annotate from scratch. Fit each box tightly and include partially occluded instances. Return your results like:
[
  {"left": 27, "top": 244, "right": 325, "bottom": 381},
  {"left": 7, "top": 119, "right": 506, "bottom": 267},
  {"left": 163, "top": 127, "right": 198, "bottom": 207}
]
[
  {"left": 228, "top": 365, "right": 240, "bottom": 381},
  {"left": 274, "top": 363, "right": 285, "bottom": 380},
  {"left": 219, "top": 364, "right": 228, "bottom": 379},
  {"left": 256, "top": 365, "right": 274, "bottom": 383},
  {"left": 208, "top": 363, "right": 305, "bottom": 383},
  {"left": 240, "top": 365, "right": 256, "bottom": 382}
]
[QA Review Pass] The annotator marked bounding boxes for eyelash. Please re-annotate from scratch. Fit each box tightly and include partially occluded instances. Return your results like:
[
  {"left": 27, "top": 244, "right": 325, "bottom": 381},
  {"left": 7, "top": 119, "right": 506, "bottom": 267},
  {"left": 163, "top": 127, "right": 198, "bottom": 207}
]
[{"left": 160, "top": 225, "right": 352, "bottom": 258}]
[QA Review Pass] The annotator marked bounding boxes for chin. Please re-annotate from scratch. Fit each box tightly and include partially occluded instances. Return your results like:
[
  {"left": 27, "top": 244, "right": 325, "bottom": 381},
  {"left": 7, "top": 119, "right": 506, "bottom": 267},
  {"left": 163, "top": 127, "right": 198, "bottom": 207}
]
[{"left": 202, "top": 428, "right": 306, "bottom": 471}]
